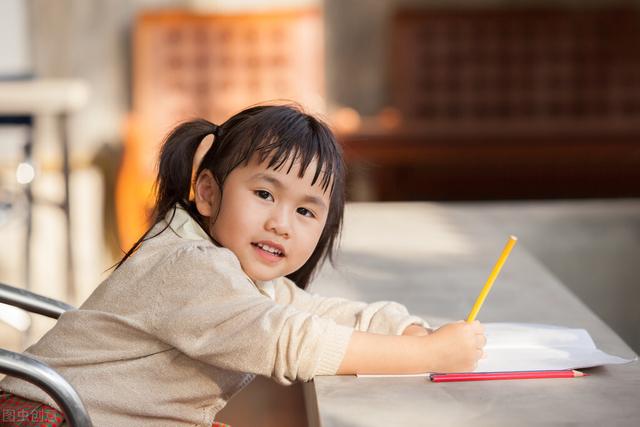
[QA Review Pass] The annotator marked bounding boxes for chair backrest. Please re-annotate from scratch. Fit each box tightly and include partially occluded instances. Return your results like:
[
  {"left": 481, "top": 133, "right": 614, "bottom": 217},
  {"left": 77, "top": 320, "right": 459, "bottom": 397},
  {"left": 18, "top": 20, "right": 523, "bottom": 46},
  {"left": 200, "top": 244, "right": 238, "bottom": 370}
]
[
  {"left": 0, "top": 282, "right": 74, "bottom": 320},
  {"left": 0, "top": 282, "right": 93, "bottom": 427}
]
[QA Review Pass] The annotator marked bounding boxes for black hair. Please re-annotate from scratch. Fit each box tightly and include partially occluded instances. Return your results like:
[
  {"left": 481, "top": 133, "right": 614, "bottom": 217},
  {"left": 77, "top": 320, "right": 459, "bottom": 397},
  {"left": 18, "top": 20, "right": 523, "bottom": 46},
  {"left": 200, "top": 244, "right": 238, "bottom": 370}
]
[{"left": 117, "top": 104, "right": 346, "bottom": 289}]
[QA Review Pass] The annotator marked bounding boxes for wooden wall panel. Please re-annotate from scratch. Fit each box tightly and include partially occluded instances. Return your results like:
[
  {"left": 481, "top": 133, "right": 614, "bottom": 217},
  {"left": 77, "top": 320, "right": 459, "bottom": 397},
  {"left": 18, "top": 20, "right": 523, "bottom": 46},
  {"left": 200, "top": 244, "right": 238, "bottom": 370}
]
[{"left": 340, "top": 8, "right": 640, "bottom": 201}]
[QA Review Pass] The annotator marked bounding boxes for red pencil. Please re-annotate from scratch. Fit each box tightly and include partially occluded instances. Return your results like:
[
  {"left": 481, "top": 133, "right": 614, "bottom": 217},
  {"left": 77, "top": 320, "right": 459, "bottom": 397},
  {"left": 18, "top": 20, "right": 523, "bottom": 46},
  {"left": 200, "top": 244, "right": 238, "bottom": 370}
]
[{"left": 430, "top": 370, "right": 588, "bottom": 382}]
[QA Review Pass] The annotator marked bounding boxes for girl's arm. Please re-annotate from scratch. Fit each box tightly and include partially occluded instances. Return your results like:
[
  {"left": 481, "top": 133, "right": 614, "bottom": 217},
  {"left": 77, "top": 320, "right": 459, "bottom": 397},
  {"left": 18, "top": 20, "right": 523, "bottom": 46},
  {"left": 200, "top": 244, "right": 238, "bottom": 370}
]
[
  {"left": 149, "top": 246, "right": 478, "bottom": 382},
  {"left": 273, "top": 277, "right": 429, "bottom": 336},
  {"left": 337, "top": 321, "right": 486, "bottom": 374}
]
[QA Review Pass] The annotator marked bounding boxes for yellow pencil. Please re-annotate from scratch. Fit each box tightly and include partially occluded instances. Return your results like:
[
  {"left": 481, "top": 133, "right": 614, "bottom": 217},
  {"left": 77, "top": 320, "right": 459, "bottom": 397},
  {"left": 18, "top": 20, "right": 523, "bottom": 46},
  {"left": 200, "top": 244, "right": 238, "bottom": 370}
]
[{"left": 466, "top": 235, "right": 518, "bottom": 322}]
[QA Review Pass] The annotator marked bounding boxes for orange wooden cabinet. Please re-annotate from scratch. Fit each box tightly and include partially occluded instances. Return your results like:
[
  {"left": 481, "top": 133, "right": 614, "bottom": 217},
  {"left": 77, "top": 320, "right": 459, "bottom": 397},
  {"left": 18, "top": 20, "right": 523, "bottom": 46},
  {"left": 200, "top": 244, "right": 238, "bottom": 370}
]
[{"left": 116, "top": 9, "right": 325, "bottom": 249}]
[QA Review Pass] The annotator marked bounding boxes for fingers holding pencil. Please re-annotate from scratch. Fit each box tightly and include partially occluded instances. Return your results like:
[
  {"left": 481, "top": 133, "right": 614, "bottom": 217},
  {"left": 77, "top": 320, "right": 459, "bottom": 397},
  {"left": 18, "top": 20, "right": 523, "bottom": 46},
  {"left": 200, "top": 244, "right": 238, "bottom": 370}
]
[
  {"left": 471, "top": 320, "right": 487, "bottom": 360},
  {"left": 428, "top": 321, "right": 487, "bottom": 372}
]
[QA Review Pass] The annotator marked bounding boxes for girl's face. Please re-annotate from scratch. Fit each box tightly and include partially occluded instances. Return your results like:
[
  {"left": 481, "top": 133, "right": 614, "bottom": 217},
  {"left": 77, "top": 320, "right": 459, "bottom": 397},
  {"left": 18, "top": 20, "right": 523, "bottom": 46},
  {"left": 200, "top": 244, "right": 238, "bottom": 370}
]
[{"left": 195, "top": 155, "right": 331, "bottom": 282}]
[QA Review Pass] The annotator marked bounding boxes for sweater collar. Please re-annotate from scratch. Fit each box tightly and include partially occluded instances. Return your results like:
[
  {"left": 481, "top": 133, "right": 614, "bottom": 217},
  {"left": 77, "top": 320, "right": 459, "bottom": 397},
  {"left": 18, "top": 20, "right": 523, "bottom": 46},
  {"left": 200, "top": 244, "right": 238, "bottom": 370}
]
[
  {"left": 166, "top": 205, "right": 277, "bottom": 300},
  {"left": 167, "top": 205, "right": 211, "bottom": 242}
]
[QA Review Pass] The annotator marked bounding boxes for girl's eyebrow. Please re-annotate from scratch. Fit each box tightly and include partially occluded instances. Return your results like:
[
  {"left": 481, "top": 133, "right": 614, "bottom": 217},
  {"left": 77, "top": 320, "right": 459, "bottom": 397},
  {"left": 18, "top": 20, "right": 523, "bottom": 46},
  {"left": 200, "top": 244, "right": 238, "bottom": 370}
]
[{"left": 250, "top": 172, "right": 328, "bottom": 210}]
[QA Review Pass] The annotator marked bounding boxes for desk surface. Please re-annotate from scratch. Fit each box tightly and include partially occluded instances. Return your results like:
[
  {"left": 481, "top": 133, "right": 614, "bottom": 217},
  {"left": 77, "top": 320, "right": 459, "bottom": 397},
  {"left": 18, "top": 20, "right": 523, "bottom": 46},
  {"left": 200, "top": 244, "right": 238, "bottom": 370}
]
[{"left": 304, "top": 202, "right": 639, "bottom": 427}]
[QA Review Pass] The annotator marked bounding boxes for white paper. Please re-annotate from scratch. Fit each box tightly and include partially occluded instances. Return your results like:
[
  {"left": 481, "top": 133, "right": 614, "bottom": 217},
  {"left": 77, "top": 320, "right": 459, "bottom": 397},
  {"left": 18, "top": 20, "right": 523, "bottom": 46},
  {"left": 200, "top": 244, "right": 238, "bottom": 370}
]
[
  {"left": 478, "top": 323, "right": 635, "bottom": 372},
  {"left": 356, "top": 323, "right": 637, "bottom": 378}
]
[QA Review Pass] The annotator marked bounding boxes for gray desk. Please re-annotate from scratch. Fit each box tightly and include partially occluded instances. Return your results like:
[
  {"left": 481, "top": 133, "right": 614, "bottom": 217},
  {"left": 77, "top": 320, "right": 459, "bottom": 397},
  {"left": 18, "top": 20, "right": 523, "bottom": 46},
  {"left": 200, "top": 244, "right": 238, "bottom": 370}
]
[{"left": 304, "top": 203, "right": 639, "bottom": 427}]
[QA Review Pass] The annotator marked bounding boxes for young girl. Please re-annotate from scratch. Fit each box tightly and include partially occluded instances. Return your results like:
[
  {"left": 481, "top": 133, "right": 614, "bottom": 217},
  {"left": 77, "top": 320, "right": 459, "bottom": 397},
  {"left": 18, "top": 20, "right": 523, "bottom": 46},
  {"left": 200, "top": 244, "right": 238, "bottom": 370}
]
[{"left": 0, "top": 104, "right": 485, "bottom": 426}]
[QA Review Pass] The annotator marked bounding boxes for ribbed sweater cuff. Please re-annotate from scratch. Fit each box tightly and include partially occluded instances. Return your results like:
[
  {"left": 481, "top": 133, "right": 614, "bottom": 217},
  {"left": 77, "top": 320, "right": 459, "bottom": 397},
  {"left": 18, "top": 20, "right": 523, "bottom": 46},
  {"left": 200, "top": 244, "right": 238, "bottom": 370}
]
[
  {"left": 315, "top": 324, "right": 354, "bottom": 375},
  {"left": 394, "top": 315, "right": 431, "bottom": 336}
]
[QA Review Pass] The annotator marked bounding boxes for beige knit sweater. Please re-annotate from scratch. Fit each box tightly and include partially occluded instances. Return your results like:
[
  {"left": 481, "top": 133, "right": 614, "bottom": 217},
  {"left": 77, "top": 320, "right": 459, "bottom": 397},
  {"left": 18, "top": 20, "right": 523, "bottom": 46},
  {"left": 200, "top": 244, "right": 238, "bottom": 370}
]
[{"left": 0, "top": 206, "right": 428, "bottom": 426}]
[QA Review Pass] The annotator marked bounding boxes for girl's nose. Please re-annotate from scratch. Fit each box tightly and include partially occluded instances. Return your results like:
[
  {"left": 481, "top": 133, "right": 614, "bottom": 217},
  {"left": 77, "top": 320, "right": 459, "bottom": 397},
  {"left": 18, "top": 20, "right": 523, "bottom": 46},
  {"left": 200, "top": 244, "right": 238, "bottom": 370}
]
[{"left": 265, "top": 208, "right": 291, "bottom": 237}]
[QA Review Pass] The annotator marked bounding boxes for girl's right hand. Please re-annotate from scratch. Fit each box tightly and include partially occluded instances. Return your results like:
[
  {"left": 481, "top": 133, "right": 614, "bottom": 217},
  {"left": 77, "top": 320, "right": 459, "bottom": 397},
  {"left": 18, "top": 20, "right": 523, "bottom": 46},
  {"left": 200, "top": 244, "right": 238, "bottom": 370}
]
[
  {"left": 336, "top": 320, "right": 486, "bottom": 376},
  {"left": 423, "top": 320, "right": 486, "bottom": 373}
]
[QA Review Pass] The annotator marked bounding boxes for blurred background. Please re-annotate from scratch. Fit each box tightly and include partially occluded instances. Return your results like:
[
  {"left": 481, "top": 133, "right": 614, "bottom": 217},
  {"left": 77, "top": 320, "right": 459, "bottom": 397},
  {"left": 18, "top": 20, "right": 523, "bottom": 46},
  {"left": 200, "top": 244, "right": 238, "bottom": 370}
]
[{"left": 0, "top": 0, "right": 639, "bottom": 425}]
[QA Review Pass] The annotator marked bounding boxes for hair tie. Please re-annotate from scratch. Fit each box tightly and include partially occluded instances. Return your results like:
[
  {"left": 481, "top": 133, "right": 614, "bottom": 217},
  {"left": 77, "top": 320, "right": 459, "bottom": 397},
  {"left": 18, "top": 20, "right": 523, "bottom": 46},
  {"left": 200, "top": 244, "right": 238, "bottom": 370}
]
[{"left": 212, "top": 124, "right": 224, "bottom": 138}]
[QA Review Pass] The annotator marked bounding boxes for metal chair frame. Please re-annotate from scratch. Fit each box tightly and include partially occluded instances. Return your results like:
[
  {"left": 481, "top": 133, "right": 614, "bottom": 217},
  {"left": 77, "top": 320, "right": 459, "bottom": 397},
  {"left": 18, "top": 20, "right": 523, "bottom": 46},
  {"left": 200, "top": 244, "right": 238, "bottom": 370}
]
[{"left": 0, "top": 282, "right": 93, "bottom": 427}]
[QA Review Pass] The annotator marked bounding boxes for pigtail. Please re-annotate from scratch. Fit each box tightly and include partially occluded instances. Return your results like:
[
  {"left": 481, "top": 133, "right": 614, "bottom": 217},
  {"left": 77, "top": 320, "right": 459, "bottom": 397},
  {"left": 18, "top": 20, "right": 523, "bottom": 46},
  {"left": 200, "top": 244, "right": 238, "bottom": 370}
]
[
  {"left": 115, "top": 119, "right": 218, "bottom": 269},
  {"left": 152, "top": 119, "right": 219, "bottom": 223}
]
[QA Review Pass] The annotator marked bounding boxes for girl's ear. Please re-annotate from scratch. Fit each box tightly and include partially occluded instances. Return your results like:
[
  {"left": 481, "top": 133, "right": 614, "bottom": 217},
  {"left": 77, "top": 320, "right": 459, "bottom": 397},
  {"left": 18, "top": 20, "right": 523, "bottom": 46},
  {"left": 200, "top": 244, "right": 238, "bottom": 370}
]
[
  {"left": 192, "top": 134, "right": 214, "bottom": 179},
  {"left": 194, "top": 170, "right": 220, "bottom": 217},
  {"left": 190, "top": 134, "right": 214, "bottom": 200}
]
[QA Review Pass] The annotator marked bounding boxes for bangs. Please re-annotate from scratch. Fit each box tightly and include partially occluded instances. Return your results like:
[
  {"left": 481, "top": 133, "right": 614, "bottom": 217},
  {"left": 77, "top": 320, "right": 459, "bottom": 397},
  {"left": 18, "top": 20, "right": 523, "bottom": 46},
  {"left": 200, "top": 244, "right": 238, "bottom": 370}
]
[
  {"left": 257, "top": 132, "right": 335, "bottom": 193},
  {"left": 219, "top": 105, "right": 341, "bottom": 193}
]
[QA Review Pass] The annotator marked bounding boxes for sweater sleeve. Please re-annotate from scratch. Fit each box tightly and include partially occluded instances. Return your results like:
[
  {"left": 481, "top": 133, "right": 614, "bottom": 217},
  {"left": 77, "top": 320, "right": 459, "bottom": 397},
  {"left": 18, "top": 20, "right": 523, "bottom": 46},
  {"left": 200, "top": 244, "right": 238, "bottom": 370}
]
[
  {"left": 147, "top": 245, "right": 353, "bottom": 385},
  {"left": 272, "top": 277, "right": 430, "bottom": 336}
]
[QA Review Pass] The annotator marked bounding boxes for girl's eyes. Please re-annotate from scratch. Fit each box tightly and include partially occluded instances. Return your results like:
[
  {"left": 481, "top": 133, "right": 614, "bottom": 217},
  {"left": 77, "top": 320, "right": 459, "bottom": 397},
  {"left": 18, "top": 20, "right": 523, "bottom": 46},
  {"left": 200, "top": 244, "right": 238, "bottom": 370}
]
[
  {"left": 255, "top": 190, "right": 273, "bottom": 201},
  {"left": 253, "top": 190, "right": 316, "bottom": 218},
  {"left": 296, "top": 207, "right": 315, "bottom": 218}
]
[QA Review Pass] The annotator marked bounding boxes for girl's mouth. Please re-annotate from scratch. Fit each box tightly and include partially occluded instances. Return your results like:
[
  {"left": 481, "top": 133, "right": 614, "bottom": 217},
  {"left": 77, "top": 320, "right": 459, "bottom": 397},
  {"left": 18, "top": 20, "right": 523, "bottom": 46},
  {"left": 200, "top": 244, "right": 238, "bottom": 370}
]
[{"left": 251, "top": 243, "right": 285, "bottom": 263}]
